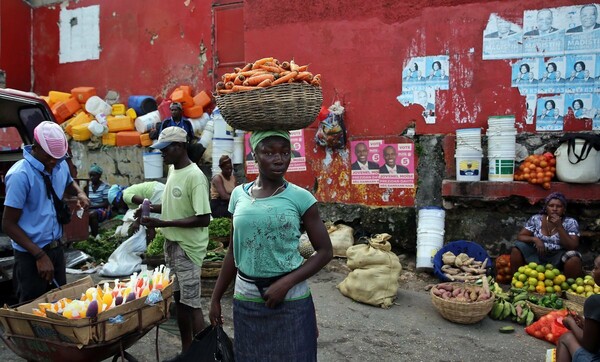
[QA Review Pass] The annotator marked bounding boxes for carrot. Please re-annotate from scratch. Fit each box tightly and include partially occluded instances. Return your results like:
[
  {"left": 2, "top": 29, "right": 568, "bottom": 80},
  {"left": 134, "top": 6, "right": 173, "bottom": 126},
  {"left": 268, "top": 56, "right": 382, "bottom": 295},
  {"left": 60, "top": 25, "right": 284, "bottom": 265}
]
[
  {"left": 259, "top": 64, "right": 285, "bottom": 73},
  {"left": 232, "top": 85, "right": 260, "bottom": 92},
  {"left": 234, "top": 74, "right": 246, "bottom": 85},
  {"left": 241, "top": 63, "right": 253, "bottom": 72},
  {"left": 222, "top": 73, "right": 236, "bottom": 83},
  {"left": 239, "top": 69, "right": 267, "bottom": 77},
  {"left": 215, "top": 81, "right": 226, "bottom": 90},
  {"left": 234, "top": 67, "right": 242, "bottom": 73},
  {"left": 217, "top": 89, "right": 234, "bottom": 95},
  {"left": 244, "top": 73, "right": 275, "bottom": 86},
  {"left": 272, "top": 71, "right": 298, "bottom": 85},
  {"left": 252, "top": 57, "right": 274, "bottom": 69},
  {"left": 257, "top": 79, "right": 272, "bottom": 87},
  {"left": 310, "top": 78, "right": 321, "bottom": 86},
  {"left": 296, "top": 72, "right": 313, "bottom": 81},
  {"left": 225, "top": 81, "right": 234, "bottom": 89},
  {"left": 298, "top": 65, "right": 309, "bottom": 72},
  {"left": 313, "top": 74, "right": 321, "bottom": 80},
  {"left": 289, "top": 60, "right": 300, "bottom": 72},
  {"left": 280, "top": 61, "right": 290, "bottom": 70}
]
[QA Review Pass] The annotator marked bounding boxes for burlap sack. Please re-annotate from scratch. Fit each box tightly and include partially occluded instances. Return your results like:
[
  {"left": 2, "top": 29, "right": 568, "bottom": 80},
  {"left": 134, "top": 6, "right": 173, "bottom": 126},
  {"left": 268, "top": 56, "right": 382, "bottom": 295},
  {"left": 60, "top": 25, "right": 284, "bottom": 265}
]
[
  {"left": 337, "top": 234, "right": 402, "bottom": 308},
  {"left": 328, "top": 223, "right": 354, "bottom": 257}
]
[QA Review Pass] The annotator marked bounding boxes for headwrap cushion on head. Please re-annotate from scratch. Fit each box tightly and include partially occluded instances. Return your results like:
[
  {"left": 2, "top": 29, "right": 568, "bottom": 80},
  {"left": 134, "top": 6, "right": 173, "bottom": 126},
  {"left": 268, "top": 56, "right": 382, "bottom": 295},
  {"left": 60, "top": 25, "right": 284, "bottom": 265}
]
[
  {"left": 541, "top": 192, "right": 567, "bottom": 214},
  {"left": 34, "top": 121, "right": 68, "bottom": 159},
  {"left": 108, "top": 185, "right": 126, "bottom": 205},
  {"left": 219, "top": 155, "right": 232, "bottom": 166},
  {"left": 89, "top": 163, "right": 103, "bottom": 175},
  {"left": 249, "top": 130, "right": 290, "bottom": 151}
]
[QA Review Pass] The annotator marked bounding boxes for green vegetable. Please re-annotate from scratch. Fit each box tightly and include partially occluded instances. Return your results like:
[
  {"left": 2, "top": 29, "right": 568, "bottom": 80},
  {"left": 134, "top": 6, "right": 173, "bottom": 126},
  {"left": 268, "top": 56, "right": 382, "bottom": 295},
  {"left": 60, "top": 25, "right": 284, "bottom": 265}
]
[
  {"left": 73, "top": 227, "right": 126, "bottom": 263},
  {"left": 208, "top": 218, "right": 232, "bottom": 238},
  {"left": 146, "top": 229, "right": 165, "bottom": 256}
]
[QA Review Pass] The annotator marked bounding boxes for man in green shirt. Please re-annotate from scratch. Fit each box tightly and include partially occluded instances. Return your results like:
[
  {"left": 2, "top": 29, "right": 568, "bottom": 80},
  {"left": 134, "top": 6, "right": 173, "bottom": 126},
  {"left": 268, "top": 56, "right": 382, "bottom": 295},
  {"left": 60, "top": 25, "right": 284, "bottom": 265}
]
[
  {"left": 108, "top": 181, "right": 165, "bottom": 237},
  {"left": 141, "top": 127, "right": 211, "bottom": 360}
]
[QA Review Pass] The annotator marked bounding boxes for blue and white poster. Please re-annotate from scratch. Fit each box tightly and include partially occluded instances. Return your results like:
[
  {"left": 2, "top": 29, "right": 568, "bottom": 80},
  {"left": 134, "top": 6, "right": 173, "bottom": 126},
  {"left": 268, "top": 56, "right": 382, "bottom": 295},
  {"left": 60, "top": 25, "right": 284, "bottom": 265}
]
[
  {"left": 565, "top": 54, "right": 596, "bottom": 93},
  {"left": 593, "top": 94, "right": 600, "bottom": 129},
  {"left": 402, "top": 57, "right": 427, "bottom": 92},
  {"left": 565, "top": 4, "right": 600, "bottom": 55},
  {"left": 425, "top": 56, "right": 450, "bottom": 90},
  {"left": 525, "top": 95, "right": 537, "bottom": 124},
  {"left": 512, "top": 58, "right": 538, "bottom": 95},
  {"left": 595, "top": 54, "right": 600, "bottom": 92},
  {"left": 536, "top": 95, "right": 565, "bottom": 131},
  {"left": 538, "top": 56, "right": 566, "bottom": 94},
  {"left": 522, "top": 8, "right": 567, "bottom": 57},
  {"left": 564, "top": 93, "right": 594, "bottom": 119},
  {"left": 482, "top": 14, "right": 523, "bottom": 60}
]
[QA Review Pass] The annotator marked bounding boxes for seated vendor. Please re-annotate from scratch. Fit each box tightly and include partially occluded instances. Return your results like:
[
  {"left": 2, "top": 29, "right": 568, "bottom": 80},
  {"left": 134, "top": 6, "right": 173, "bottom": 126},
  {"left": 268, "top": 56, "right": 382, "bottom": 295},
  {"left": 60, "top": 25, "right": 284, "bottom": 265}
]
[
  {"left": 210, "top": 155, "right": 236, "bottom": 218},
  {"left": 108, "top": 181, "right": 165, "bottom": 237},
  {"left": 88, "top": 164, "right": 110, "bottom": 238},
  {"left": 510, "top": 192, "right": 584, "bottom": 279}
]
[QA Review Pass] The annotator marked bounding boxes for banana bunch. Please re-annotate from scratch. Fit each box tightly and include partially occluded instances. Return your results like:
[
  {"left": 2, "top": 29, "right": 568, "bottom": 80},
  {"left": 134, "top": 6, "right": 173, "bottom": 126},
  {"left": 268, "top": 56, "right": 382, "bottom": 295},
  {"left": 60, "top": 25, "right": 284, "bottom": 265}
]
[
  {"left": 513, "top": 299, "right": 535, "bottom": 326},
  {"left": 490, "top": 297, "right": 514, "bottom": 320},
  {"left": 488, "top": 286, "right": 535, "bottom": 325}
]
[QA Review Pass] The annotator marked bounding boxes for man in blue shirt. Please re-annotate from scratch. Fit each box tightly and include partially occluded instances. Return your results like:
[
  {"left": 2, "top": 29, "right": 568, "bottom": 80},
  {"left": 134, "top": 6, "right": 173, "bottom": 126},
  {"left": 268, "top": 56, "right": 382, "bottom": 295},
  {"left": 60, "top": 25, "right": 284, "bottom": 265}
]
[
  {"left": 149, "top": 102, "right": 195, "bottom": 143},
  {"left": 2, "top": 121, "right": 89, "bottom": 302}
]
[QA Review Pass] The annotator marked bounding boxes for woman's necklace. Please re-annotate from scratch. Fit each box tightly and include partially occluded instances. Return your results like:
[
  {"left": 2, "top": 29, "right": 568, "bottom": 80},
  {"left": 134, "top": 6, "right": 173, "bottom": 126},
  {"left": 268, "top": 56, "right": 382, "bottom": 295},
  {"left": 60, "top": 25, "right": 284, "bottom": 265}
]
[
  {"left": 250, "top": 182, "right": 286, "bottom": 204},
  {"left": 545, "top": 215, "right": 558, "bottom": 235}
]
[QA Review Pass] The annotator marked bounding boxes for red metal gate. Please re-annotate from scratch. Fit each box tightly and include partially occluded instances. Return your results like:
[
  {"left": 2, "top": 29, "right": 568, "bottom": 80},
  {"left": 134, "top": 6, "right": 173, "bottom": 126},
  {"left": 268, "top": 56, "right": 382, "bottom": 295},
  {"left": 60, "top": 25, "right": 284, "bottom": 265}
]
[{"left": 212, "top": 0, "right": 245, "bottom": 88}]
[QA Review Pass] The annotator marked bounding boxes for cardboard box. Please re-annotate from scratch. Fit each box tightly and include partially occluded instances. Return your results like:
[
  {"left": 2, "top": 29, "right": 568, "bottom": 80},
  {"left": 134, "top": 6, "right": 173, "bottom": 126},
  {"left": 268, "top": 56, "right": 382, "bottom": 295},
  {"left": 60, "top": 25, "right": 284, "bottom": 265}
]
[{"left": 0, "top": 276, "right": 172, "bottom": 346}]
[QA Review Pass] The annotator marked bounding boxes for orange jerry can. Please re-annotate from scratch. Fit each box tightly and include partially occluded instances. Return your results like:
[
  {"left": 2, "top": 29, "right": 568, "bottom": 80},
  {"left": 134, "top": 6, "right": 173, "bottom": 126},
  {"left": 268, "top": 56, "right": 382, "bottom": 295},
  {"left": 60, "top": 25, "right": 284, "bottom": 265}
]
[
  {"left": 177, "top": 85, "right": 193, "bottom": 96},
  {"left": 107, "top": 115, "right": 134, "bottom": 132},
  {"left": 140, "top": 133, "right": 153, "bottom": 147},
  {"left": 71, "top": 87, "right": 97, "bottom": 104},
  {"left": 171, "top": 89, "right": 194, "bottom": 108},
  {"left": 184, "top": 105, "right": 203, "bottom": 119},
  {"left": 48, "top": 90, "right": 72, "bottom": 104},
  {"left": 65, "top": 112, "right": 93, "bottom": 136},
  {"left": 193, "top": 91, "right": 212, "bottom": 109},
  {"left": 102, "top": 133, "right": 117, "bottom": 146},
  {"left": 116, "top": 131, "right": 142, "bottom": 146},
  {"left": 52, "top": 97, "right": 81, "bottom": 124}
]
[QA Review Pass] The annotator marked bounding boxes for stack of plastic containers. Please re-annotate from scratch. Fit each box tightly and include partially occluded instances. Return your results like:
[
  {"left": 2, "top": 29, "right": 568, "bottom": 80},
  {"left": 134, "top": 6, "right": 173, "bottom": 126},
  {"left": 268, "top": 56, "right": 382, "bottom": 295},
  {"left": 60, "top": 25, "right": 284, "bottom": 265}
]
[
  {"left": 487, "top": 115, "right": 517, "bottom": 181},
  {"left": 416, "top": 206, "right": 446, "bottom": 270},
  {"left": 455, "top": 128, "right": 482, "bottom": 181}
]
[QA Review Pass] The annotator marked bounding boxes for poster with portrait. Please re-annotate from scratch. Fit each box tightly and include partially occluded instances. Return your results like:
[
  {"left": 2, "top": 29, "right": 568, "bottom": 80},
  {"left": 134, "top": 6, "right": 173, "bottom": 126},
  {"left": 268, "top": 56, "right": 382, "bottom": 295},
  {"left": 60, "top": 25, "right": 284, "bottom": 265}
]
[
  {"left": 378, "top": 143, "right": 414, "bottom": 189},
  {"left": 595, "top": 54, "right": 600, "bottom": 92},
  {"left": 425, "top": 56, "right": 450, "bottom": 90},
  {"left": 350, "top": 139, "right": 383, "bottom": 185},
  {"left": 536, "top": 95, "right": 565, "bottom": 131},
  {"left": 524, "top": 95, "right": 537, "bottom": 124},
  {"left": 537, "top": 56, "right": 566, "bottom": 94},
  {"left": 522, "top": 7, "right": 567, "bottom": 57},
  {"left": 244, "top": 129, "right": 306, "bottom": 174},
  {"left": 482, "top": 14, "right": 523, "bottom": 59},
  {"left": 565, "top": 93, "right": 594, "bottom": 119},
  {"left": 402, "top": 57, "right": 427, "bottom": 92},
  {"left": 593, "top": 94, "right": 600, "bottom": 130},
  {"left": 565, "top": 54, "right": 596, "bottom": 93},
  {"left": 414, "top": 88, "right": 436, "bottom": 124},
  {"left": 512, "top": 58, "right": 538, "bottom": 95},
  {"left": 565, "top": 4, "right": 600, "bottom": 55}
]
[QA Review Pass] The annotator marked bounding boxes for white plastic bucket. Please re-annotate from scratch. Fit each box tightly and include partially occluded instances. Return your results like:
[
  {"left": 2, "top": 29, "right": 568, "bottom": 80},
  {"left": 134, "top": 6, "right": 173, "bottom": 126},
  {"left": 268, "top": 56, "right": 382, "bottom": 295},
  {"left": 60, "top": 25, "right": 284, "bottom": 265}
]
[
  {"left": 134, "top": 110, "right": 161, "bottom": 134},
  {"left": 455, "top": 150, "right": 482, "bottom": 181},
  {"left": 488, "top": 115, "right": 515, "bottom": 129},
  {"left": 212, "top": 139, "right": 234, "bottom": 174},
  {"left": 488, "top": 156, "right": 515, "bottom": 181},
  {"left": 555, "top": 139, "right": 600, "bottom": 183},
  {"left": 199, "top": 120, "right": 214, "bottom": 148},
  {"left": 189, "top": 113, "right": 210, "bottom": 137},
  {"left": 232, "top": 135, "right": 245, "bottom": 164},
  {"left": 416, "top": 207, "right": 445, "bottom": 270},
  {"left": 143, "top": 152, "right": 164, "bottom": 179}
]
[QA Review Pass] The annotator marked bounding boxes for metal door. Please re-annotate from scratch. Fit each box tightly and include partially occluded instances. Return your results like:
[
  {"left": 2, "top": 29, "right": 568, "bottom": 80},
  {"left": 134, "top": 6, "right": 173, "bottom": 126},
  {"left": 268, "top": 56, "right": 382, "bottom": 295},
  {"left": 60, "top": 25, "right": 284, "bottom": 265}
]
[{"left": 212, "top": 1, "right": 244, "bottom": 88}]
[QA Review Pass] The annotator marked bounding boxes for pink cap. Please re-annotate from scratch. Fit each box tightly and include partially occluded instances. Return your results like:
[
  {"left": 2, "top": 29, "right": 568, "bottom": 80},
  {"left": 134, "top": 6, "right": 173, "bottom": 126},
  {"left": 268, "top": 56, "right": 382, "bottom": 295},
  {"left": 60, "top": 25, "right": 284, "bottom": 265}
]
[{"left": 33, "top": 121, "right": 68, "bottom": 159}]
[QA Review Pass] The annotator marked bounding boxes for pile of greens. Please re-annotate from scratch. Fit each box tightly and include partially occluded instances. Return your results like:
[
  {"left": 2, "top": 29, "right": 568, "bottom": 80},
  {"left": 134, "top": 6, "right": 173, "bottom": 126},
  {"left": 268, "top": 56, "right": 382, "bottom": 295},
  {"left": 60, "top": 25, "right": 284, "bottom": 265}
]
[
  {"left": 209, "top": 218, "right": 232, "bottom": 238},
  {"left": 73, "top": 227, "right": 126, "bottom": 263},
  {"left": 146, "top": 229, "right": 166, "bottom": 257}
]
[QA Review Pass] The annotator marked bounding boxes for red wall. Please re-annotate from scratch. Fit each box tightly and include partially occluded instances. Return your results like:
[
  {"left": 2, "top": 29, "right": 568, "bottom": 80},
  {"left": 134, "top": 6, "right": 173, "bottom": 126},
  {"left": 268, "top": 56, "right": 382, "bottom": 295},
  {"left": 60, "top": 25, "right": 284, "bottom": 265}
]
[
  {"left": 0, "top": 0, "right": 31, "bottom": 90},
  {"left": 28, "top": 0, "right": 593, "bottom": 207}
]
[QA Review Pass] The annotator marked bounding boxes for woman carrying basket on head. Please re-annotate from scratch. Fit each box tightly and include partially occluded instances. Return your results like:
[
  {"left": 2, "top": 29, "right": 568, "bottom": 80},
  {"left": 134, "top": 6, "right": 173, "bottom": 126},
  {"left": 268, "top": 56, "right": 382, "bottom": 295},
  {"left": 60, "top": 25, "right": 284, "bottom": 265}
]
[{"left": 209, "top": 130, "right": 333, "bottom": 361}]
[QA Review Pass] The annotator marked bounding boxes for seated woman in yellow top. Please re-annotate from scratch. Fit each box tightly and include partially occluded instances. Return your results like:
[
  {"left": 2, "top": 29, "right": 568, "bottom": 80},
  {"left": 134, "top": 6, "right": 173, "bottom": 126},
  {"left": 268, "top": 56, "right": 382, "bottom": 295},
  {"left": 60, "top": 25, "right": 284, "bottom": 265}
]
[{"left": 210, "top": 155, "right": 236, "bottom": 218}]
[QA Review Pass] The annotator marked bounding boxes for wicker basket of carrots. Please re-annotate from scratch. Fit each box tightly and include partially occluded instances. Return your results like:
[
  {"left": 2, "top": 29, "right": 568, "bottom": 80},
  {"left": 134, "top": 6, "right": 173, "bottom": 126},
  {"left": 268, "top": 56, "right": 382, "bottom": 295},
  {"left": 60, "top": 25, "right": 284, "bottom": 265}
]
[{"left": 215, "top": 57, "right": 323, "bottom": 131}]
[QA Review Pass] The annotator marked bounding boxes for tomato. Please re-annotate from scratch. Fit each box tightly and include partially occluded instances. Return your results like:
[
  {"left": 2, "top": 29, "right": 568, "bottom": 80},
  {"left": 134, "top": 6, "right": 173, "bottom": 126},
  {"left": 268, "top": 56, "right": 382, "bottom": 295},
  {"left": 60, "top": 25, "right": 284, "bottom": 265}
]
[
  {"left": 543, "top": 152, "right": 554, "bottom": 160},
  {"left": 550, "top": 158, "right": 556, "bottom": 166},
  {"left": 543, "top": 182, "right": 551, "bottom": 190},
  {"left": 533, "top": 330, "right": 543, "bottom": 339},
  {"left": 540, "top": 160, "right": 548, "bottom": 168},
  {"left": 546, "top": 333, "right": 554, "bottom": 343}
]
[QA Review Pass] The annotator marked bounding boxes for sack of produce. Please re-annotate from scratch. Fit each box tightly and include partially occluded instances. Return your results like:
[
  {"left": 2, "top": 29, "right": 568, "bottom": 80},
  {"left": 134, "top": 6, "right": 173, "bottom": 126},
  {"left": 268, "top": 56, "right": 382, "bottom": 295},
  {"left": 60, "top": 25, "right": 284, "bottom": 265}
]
[
  {"left": 525, "top": 309, "right": 569, "bottom": 345},
  {"left": 215, "top": 57, "right": 323, "bottom": 131},
  {"left": 337, "top": 234, "right": 402, "bottom": 308}
]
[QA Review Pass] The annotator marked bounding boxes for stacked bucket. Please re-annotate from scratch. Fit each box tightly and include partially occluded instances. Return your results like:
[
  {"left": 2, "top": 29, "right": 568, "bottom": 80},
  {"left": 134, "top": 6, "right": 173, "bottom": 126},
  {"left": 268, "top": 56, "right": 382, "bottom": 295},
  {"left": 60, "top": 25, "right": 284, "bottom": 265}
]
[
  {"left": 416, "top": 207, "right": 446, "bottom": 270},
  {"left": 455, "top": 128, "right": 483, "bottom": 181},
  {"left": 487, "top": 116, "right": 517, "bottom": 181}
]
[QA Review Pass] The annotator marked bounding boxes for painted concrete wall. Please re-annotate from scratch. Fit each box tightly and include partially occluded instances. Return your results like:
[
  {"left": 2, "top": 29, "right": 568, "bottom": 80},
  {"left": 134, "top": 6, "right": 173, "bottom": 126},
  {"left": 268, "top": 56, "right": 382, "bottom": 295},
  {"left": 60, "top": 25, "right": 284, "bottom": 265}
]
[
  {"left": 0, "top": 0, "right": 31, "bottom": 90},
  {"left": 22, "top": 0, "right": 598, "bottom": 210}
]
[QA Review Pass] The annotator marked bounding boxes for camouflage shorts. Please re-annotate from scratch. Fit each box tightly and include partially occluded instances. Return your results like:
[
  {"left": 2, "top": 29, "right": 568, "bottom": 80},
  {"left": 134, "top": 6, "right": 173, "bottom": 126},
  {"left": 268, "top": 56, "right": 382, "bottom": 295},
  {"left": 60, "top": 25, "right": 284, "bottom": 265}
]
[{"left": 165, "top": 240, "right": 202, "bottom": 308}]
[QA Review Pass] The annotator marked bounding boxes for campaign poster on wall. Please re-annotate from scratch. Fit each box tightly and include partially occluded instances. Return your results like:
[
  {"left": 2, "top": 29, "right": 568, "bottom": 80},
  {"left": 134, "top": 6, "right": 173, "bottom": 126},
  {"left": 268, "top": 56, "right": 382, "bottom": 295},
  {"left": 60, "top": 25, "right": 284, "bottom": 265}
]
[
  {"left": 536, "top": 95, "right": 565, "bottom": 131},
  {"left": 512, "top": 58, "right": 538, "bottom": 95},
  {"left": 565, "top": 93, "right": 595, "bottom": 119},
  {"left": 525, "top": 95, "right": 537, "bottom": 124},
  {"left": 482, "top": 14, "right": 523, "bottom": 60},
  {"left": 565, "top": 4, "right": 600, "bottom": 55},
  {"left": 522, "top": 8, "right": 567, "bottom": 57},
  {"left": 402, "top": 57, "right": 427, "bottom": 92},
  {"left": 378, "top": 143, "right": 415, "bottom": 189},
  {"left": 593, "top": 94, "right": 600, "bottom": 130},
  {"left": 244, "top": 129, "right": 306, "bottom": 174},
  {"left": 565, "top": 54, "right": 596, "bottom": 93},
  {"left": 425, "top": 56, "right": 450, "bottom": 90},
  {"left": 350, "top": 139, "right": 383, "bottom": 185},
  {"left": 537, "top": 56, "right": 566, "bottom": 94}
]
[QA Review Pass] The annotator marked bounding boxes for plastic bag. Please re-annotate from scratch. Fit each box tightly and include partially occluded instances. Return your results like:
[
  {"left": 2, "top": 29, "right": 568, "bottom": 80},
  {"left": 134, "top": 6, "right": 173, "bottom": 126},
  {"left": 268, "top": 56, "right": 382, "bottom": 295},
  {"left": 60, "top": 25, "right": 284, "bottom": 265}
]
[
  {"left": 99, "top": 228, "right": 147, "bottom": 277},
  {"left": 176, "top": 325, "right": 234, "bottom": 362},
  {"left": 315, "top": 101, "right": 346, "bottom": 149},
  {"left": 525, "top": 310, "right": 568, "bottom": 345}
]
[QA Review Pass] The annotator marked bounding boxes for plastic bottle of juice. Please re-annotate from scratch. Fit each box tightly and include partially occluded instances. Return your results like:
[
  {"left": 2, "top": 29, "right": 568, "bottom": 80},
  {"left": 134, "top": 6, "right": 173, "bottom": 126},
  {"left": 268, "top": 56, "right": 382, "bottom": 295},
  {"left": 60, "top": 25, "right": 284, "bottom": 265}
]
[{"left": 141, "top": 198, "right": 151, "bottom": 219}]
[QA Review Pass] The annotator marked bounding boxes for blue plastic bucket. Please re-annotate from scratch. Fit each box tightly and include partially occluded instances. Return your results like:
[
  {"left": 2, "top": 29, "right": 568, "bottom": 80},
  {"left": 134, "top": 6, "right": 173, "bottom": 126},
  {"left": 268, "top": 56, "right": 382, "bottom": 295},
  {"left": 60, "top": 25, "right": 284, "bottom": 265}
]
[{"left": 128, "top": 95, "right": 158, "bottom": 117}]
